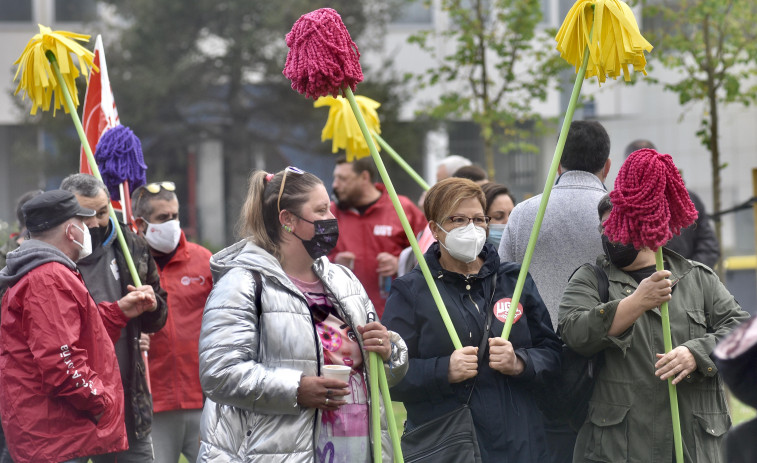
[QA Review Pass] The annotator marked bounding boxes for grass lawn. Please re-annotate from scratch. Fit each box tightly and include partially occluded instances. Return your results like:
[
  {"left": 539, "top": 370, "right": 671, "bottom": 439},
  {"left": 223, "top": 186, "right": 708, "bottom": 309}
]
[{"left": 730, "top": 393, "right": 756, "bottom": 425}]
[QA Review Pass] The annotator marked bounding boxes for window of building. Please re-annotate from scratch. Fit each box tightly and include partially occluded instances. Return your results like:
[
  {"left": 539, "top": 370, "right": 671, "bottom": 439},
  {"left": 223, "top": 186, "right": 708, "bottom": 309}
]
[
  {"left": 0, "top": 0, "right": 32, "bottom": 22},
  {"left": 392, "top": 1, "right": 433, "bottom": 25},
  {"left": 541, "top": 0, "right": 552, "bottom": 26},
  {"left": 55, "top": 0, "right": 97, "bottom": 22}
]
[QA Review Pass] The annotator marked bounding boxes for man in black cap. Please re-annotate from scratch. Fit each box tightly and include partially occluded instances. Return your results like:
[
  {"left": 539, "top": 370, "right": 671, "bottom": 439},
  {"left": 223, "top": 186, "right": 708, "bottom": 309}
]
[{"left": 0, "top": 190, "right": 158, "bottom": 463}]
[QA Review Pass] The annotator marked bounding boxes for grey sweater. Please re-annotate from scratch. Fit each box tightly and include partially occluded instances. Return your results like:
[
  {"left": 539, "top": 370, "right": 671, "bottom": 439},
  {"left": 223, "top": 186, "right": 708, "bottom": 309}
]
[{"left": 498, "top": 170, "right": 606, "bottom": 328}]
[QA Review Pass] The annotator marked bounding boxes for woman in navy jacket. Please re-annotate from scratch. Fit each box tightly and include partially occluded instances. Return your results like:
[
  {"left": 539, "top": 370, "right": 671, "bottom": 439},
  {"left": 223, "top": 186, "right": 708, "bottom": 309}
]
[{"left": 382, "top": 178, "right": 561, "bottom": 462}]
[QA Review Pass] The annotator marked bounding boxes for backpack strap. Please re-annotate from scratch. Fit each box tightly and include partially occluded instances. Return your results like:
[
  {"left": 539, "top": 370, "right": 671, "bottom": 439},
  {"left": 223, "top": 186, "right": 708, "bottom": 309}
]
[
  {"left": 590, "top": 264, "right": 610, "bottom": 304},
  {"left": 587, "top": 264, "right": 608, "bottom": 375},
  {"left": 252, "top": 271, "right": 263, "bottom": 316}
]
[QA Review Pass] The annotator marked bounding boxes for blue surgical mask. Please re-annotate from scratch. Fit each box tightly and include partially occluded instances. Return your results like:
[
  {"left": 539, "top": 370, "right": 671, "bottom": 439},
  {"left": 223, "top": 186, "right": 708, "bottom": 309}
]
[{"left": 487, "top": 223, "right": 506, "bottom": 248}]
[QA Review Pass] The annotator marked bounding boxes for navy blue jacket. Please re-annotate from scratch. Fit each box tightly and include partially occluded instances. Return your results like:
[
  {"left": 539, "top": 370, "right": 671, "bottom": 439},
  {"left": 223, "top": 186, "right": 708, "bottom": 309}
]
[{"left": 383, "top": 242, "right": 560, "bottom": 462}]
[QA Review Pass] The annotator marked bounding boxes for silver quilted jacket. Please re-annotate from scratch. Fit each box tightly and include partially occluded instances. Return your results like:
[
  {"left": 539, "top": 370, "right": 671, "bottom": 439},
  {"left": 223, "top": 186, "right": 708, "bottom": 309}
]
[{"left": 197, "top": 240, "right": 408, "bottom": 462}]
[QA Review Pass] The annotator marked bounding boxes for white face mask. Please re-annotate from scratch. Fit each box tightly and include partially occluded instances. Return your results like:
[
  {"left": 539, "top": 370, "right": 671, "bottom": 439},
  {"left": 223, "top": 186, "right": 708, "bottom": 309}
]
[
  {"left": 438, "top": 222, "right": 487, "bottom": 263},
  {"left": 143, "top": 219, "right": 181, "bottom": 254},
  {"left": 69, "top": 221, "right": 93, "bottom": 261}
]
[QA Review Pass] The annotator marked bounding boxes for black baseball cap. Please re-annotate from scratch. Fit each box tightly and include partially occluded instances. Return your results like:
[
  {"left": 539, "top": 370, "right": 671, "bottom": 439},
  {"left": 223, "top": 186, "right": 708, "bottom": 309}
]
[{"left": 22, "top": 189, "right": 96, "bottom": 233}]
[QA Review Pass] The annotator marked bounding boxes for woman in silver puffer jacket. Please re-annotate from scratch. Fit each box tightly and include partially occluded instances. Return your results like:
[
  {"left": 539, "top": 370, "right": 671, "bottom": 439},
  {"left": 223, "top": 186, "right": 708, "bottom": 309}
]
[{"left": 197, "top": 167, "right": 408, "bottom": 462}]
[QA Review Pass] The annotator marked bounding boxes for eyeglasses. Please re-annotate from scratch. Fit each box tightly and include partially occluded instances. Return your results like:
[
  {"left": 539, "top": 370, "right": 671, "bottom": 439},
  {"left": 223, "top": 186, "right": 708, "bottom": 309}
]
[
  {"left": 144, "top": 181, "right": 176, "bottom": 194},
  {"left": 277, "top": 166, "right": 305, "bottom": 213},
  {"left": 445, "top": 215, "right": 491, "bottom": 227}
]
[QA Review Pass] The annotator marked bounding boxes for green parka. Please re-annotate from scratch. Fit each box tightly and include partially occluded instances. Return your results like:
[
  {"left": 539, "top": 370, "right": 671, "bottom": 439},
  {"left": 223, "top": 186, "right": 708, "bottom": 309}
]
[{"left": 559, "top": 249, "right": 749, "bottom": 463}]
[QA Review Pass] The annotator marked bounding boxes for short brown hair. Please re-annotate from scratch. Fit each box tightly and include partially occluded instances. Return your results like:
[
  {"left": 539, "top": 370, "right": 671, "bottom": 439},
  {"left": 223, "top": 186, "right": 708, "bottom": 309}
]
[
  {"left": 452, "top": 164, "right": 487, "bottom": 182},
  {"left": 336, "top": 155, "right": 378, "bottom": 183},
  {"left": 481, "top": 182, "right": 516, "bottom": 212},
  {"left": 424, "top": 177, "right": 486, "bottom": 225}
]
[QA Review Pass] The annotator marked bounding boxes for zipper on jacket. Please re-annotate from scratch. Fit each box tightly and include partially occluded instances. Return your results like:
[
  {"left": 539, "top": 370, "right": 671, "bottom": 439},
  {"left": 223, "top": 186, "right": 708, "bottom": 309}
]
[
  {"left": 467, "top": 294, "right": 480, "bottom": 314},
  {"left": 291, "top": 274, "right": 326, "bottom": 458}
]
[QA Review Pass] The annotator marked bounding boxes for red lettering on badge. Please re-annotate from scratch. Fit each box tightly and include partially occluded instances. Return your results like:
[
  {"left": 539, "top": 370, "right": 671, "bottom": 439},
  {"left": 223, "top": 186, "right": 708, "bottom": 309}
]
[{"left": 493, "top": 298, "right": 523, "bottom": 324}]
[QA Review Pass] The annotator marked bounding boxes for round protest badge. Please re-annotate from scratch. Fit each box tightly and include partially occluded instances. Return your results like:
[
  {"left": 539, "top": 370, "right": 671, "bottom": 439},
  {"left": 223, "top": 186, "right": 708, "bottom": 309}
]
[{"left": 493, "top": 298, "right": 523, "bottom": 324}]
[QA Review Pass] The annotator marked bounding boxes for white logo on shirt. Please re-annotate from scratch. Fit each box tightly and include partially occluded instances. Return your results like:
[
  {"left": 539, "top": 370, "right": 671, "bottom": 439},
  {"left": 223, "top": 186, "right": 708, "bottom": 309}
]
[
  {"left": 181, "top": 275, "right": 206, "bottom": 286},
  {"left": 373, "top": 225, "right": 393, "bottom": 236},
  {"left": 110, "top": 258, "right": 120, "bottom": 281}
]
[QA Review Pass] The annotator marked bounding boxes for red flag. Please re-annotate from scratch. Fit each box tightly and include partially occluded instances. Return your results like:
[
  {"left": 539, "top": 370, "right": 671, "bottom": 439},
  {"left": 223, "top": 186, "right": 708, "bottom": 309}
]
[{"left": 80, "top": 35, "right": 120, "bottom": 174}]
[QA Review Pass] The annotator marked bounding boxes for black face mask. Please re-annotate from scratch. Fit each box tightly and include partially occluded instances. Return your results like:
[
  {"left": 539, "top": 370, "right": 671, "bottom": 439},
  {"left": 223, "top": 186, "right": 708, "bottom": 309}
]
[
  {"left": 602, "top": 234, "right": 639, "bottom": 268},
  {"left": 89, "top": 224, "right": 109, "bottom": 250},
  {"left": 292, "top": 216, "right": 339, "bottom": 259}
]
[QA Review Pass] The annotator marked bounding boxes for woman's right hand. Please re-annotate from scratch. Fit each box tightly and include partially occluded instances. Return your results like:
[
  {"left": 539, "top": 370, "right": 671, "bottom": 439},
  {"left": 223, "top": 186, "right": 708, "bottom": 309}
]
[
  {"left": 297, "top": 376, "right": 349, "bottom": 411},
  {"left": 631, "top": 270, "right": 672, "bottom": 311},
  {"left": 448, "top": 346, "right": 479, "bottom": 383}
]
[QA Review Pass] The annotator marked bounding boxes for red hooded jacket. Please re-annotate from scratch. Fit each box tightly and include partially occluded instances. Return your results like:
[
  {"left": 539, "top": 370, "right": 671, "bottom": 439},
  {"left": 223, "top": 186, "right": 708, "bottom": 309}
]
[
  {"left": 0, "top": 257, "right": 129, "bottom": 463},
  {"left": 149, "top": 232, "right": 213, "bottom": 413},
  {"left": 330, "top": 184, "right": 427, "bottom": 317}
]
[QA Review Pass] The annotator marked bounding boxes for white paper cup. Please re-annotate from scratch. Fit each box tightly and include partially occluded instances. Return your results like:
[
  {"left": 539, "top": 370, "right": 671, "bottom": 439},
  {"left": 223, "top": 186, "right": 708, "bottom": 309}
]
[{"left": 322, "top": 365, "right": 351, "bottom": 383}]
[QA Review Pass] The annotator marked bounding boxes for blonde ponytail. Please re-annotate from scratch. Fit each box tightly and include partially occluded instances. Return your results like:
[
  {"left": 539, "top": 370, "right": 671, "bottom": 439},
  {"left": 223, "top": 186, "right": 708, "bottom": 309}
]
[{"left": 237, "top": 168, "right": 322, "bottom": 257}]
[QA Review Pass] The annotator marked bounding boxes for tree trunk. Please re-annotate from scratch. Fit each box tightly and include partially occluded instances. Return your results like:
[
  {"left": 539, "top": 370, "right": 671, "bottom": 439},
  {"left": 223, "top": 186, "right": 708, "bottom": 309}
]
[
  {"left": 703, "top": 14, "right": 723, "bottom": 274},
  {"left": 484, "top": 133, "right": 495, "bottom": 180},
  {"left": 708, "top": 87, "right": 722, "bottom": 273}
]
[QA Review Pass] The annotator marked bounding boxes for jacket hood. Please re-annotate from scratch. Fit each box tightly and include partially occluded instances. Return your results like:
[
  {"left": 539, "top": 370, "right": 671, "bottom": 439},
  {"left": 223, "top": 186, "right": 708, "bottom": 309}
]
[
  {"left": 210, "top": 239, "right": 280, "bottom": 280},
  {"left": 0, "top": 239, "right": 76, "bottom": 289}
]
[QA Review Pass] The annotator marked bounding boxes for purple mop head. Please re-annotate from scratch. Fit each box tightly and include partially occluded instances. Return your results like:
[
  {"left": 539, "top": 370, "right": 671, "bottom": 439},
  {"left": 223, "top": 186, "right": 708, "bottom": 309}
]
[{"left": 95, "top": 125, "right": 148, "bottom": 199}]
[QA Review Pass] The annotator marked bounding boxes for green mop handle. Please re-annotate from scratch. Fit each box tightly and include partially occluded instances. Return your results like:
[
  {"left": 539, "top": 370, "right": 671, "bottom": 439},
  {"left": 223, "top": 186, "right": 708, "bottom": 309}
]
[
  {"left": 656, "top": 249, "right": 684, "bottom": 463},
  {"left": 378, "top": 364, "right": 403, "bottom": 462},
  {"left": 372, "top": 131, "right": 430, "bottom": 191},
  {"left": 344, "top": 87, "right": 461, "bottom": 350},
  {"left": 47, "top": 51, "right": 142, "bottom": 287}
]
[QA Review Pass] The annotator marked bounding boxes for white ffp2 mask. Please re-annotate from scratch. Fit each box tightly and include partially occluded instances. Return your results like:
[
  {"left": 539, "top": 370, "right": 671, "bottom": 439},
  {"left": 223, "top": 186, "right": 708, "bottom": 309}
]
[
  {"left": 69, "top": 221, "right": 93, "bottom": 260},
  {"left": 438, "top": 222, "right": 486, "bottom": 263},
  {"left": 144, "top": 219, "right": 181, "bottom": 254}
]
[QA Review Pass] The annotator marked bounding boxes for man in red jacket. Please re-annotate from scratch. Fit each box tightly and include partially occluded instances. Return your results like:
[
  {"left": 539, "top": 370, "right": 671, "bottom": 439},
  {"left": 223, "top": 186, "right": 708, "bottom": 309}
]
[
  {"left": 330, "top": 157, "right": 427, "bottom": 317},
  {"left": 132, "top": 182, "right": 213, "bottom": 463},
  {"left": 0, "top": 190, "right": 157, "bottom": 463}
]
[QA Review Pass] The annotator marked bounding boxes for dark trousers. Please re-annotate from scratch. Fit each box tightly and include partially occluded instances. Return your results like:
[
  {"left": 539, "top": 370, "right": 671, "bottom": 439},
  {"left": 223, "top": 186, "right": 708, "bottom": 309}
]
[
  {"left": 545, "top": 418, "right": 578, "bottom": 463},
  {"left": 0, "top": 421, "right": 13, "bottom": 463}
]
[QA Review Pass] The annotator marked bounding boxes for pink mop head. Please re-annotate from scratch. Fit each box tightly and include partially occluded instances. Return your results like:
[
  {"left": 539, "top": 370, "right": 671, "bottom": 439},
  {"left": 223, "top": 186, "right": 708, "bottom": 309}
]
[
  {"left": 604, "top": 148, "right": 698, "bottom": 250},
  {"left": 283, "top": 8, "right": 363, "bottom": 99}
]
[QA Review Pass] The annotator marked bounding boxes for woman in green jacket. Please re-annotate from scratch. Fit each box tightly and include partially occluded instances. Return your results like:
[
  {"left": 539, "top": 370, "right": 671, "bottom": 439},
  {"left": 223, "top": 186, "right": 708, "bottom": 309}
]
[{"left": 559, "top": 194, "right": 749, "bottom": 463}]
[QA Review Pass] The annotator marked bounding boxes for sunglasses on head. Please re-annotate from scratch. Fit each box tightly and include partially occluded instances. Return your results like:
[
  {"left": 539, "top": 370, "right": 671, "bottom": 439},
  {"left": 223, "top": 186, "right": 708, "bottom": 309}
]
[
  {"left": 135, "top": 181, "right": 176, "bottom": 207},
  {"left": 277, "top": 166, "right": 305, "bottom": 213},
  {"left": 144, "top": 181, "right": 176, "bottom": 194}
]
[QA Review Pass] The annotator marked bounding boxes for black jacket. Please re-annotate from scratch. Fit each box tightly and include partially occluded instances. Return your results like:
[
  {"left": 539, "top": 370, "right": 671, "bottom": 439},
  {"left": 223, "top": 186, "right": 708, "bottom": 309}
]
[
  {"left": 91, "top": 221, "right": 168, "bottom": 440},
  {"left": 383, "top": 243, "right": 561, "bottom": 462},
  {"left": 665, "top": 189, "right": 720, "bottom": 268}
]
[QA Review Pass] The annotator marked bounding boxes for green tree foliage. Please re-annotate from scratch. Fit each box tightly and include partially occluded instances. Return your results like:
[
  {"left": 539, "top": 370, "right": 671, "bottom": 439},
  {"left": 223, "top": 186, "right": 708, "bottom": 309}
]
[
  {"left": 406, "top": 0, "right": 566, "bottom": 178},
  {"left": 643, "top": 0, "right": 757, "bottom": 248}
]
